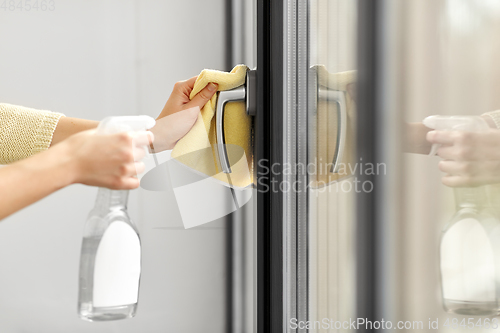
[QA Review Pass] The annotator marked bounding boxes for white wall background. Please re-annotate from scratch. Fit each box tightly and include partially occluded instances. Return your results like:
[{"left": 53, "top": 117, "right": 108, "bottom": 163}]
[{"left": 0, "top": 1, "right": 228, "bottom": 332}]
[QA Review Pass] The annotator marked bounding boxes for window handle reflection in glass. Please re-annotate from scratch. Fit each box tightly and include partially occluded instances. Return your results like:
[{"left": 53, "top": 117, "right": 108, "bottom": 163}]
[{"left": 318, "top": 87, "right": 347, "bottom": 173}]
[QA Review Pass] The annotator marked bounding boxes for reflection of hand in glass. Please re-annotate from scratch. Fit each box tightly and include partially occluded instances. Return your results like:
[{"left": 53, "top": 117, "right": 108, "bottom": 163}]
[
  {"left": 426, "top": 126, "right": 500, "bottom": 187},
  {"left": 406, "top": 113, "right": 500, "bottom": 187},
  {"left": 405, "top": 115, "right": 496, "bottom": 155}
]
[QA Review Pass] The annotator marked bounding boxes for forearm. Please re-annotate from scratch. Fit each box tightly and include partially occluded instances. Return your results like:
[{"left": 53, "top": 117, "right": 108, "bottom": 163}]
[
  {"left": 51, "top": 117, "right": 99, "bottom": 146},
  {"left": 0, "top": 143, "right": 75, "bottom": 220}
]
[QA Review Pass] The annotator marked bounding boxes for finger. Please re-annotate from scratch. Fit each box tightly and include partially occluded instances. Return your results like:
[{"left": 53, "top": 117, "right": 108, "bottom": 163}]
[
  {"left": 436, "top": 146, "right": 456, "bottom": 159},
  {"left": 187, "top": 82, "right": 218, "bottom": 110},
  {"left": 438, "top": 160, "right": 459, "bottom": 174},
  {"left": 441, "top": 175, "right": 469, "bottom": 187},
  {"left": 184, "top": 76, "right": 198, "bottom": 87},
  {"left": 426, "top": 130, "right": 455, "bottom": 145},
  {"left": 175, "top": 76, "right": 198, "bottom": 96},
  {"left": 132, "top": 146, "right": 147, "bottom": 162},
  {"left": 121, "top": 162, "right": 140, "bottom": 177},
  {"left": 133, "top": 161, "right": 146, "bottom": 175},
  {"left": 438, "top": 160, "right": 478, "bottom": 177},
  {"left": 119, "top": 177, "right": 140, "bottom": 190},
  {"left": 131, "top": 131, "right": 154, "bottom": 147}
]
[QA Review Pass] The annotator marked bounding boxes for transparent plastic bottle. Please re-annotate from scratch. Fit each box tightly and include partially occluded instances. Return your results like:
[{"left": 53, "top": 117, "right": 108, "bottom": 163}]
[
  {"left": 440, "top": 187, "right": 500, "bottom": 316},
  {"left": 78, "top": 190, "right": 141, "bottom": 321},
  {"left": 77, "top": 116, "right": 155, "bottom": 322}
]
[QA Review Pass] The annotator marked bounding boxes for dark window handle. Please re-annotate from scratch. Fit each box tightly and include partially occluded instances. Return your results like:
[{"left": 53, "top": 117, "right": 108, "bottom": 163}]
[{"left": 215, "top": 70, "right": 256, "bottom": 174}]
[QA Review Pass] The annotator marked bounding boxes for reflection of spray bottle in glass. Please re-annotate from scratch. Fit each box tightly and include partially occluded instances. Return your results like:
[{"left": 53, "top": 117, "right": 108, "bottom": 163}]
[
  {"left": 78, "top": 116, "right": 155, "bottom": 322},
  {"left": 424, "top": 115, "right": 500, "bottom": 316}
]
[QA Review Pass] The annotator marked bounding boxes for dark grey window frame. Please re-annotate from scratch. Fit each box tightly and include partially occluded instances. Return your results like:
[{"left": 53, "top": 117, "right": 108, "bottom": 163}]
[{"left": 252, "top": 0, "right": 389, "bottom": 332}]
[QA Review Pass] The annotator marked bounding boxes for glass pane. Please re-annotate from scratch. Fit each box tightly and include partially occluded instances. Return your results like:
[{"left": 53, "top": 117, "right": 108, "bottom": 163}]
[
  {"left": 401, "top": 0, "right": 500, "bottom": 329},
  {"left": 308, "top": 0, "right": 357, "bottom": 331}
]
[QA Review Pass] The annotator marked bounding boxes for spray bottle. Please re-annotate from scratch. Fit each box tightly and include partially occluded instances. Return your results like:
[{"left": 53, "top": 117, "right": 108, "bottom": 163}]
[
  {"left": 424, "top": 115, "right": 500, "bottom": 316},
  {"left": 77, "top": 115, "right": 155, "bottom": 322}
]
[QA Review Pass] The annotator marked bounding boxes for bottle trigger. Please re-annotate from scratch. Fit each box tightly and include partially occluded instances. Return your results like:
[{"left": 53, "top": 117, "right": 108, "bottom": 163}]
[{"left": 429, "top": 143, "right": 440, "bottom": 156}]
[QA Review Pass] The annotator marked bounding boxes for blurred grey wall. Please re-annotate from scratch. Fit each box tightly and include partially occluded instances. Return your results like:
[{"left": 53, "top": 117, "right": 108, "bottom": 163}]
[
  {"left": 400, "top": 0, "right": 500, "bottom": 328},
  {"left": 0, "top": 1, "right": 228, "bottom": 332}
]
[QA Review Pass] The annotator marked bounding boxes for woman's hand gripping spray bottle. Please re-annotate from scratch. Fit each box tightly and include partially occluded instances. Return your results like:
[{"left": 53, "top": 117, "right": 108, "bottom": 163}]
[
  {"left": 424, "top": 115, "right": 500, "bottom": 316},
  {"left": 77, "top": 116, "right": 155, "bottom": 322}
]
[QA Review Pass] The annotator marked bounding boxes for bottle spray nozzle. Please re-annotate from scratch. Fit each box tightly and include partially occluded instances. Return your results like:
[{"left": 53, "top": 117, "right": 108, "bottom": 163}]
[
  {"left": 96, "top": 115, "right": 156, "bottom": 135},
  {"left": 423, "top": 115, "right": 489, "bottom": 156}
]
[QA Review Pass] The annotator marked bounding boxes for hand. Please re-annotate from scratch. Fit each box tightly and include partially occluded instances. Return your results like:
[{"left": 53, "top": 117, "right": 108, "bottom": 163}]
[
  {"left": 426, "top": 129, "right": 500, "bottom": 187},
  {"left": 150, "top": 106, "right": 201, "bottom": 152},
  {"left": 151, "top": 77, "right": 218, "bottom": 152},
  {"left": 58, "top": 130, "right": 153, "bottom": 189}
]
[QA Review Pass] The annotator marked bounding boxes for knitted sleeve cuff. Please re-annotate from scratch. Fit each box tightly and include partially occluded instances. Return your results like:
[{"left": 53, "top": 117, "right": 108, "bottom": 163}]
[
  {"left": 0, "top": 103, "right": 65, "bottom": 164},
  {"left": 32, "top": 110, "right": 65, "bottom": 155},
  {"left": 482, "top": 110, "right": 500, "bottom": 129}
]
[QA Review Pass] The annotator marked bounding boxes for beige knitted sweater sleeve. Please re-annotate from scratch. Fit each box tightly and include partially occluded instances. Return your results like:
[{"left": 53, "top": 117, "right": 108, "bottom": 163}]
[{"left": 0, "top": 103, "right": 64, "bottom": 164}]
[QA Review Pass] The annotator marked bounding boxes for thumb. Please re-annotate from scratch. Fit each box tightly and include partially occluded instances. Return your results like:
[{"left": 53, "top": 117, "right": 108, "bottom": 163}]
[{"left": 187, "top": 82, "right": 218, "bottom": 110}]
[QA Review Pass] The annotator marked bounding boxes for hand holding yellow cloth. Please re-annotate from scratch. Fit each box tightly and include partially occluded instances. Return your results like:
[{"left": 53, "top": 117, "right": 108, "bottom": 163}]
[{"left": 171, "top": 65, "right": 253, "bottom": 188}]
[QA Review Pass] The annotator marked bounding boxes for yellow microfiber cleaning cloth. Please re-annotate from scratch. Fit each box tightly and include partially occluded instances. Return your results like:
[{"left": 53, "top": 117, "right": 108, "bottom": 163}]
[{"left": 171, "top": 65, "right": 253, "bottom": 188}]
